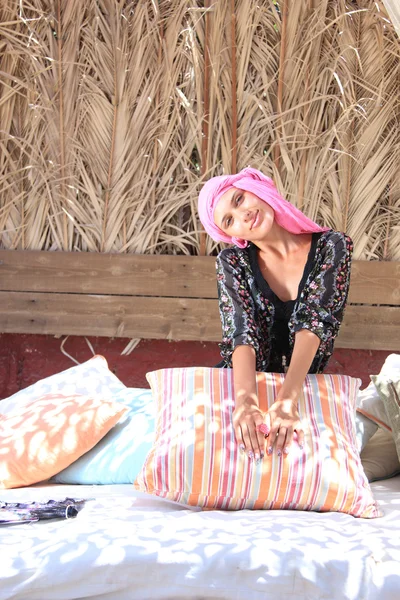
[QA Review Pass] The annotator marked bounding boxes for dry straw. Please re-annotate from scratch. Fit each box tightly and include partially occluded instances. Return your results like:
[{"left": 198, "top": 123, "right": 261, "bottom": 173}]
[{"left": 0, "top": 0, "right": 399, "bottom": 259}]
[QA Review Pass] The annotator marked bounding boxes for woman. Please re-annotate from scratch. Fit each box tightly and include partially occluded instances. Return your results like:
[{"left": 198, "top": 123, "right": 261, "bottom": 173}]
[{"left": 198, "top": 167, "right": 353, "bottom": 462}]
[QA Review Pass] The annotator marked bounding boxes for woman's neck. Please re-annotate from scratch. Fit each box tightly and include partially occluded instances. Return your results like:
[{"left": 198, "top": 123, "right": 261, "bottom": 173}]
[{"left": 253, "top": 223, "right": 309, "bottom": 260}]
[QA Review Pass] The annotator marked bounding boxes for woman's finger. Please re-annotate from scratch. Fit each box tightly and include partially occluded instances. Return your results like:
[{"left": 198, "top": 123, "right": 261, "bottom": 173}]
[
  {"left": 275, "top": 426, "right": 287, "bottom": 456},
  {"left": 282, "top": 426, "right": 294, "bottom": 455},
  {"left": 264, "top": 412, "right": 271, "bottom": 434},
  {"left": 246, "top": 423, "right": 260, "bottom": 461},
  {"left": 257, "top": 422, "right": 269, "bottom": 436},
  {"left": 267, "top": 421, "right": 280, "bottom": 455},
  {"left": 255, "top": 421, "right": 267, "bottom": 458},
  {"left": 295, "top": 426, "right": 305, "bottom": 450},
  {"left": 234, "top": 424, "right": 245, "bottom": 452},
  {"left": 241, "top": 423, "right": 254, "bottom": 459},
  {"left": 248, "top": 423, "right": 264, "bottom": 461}
]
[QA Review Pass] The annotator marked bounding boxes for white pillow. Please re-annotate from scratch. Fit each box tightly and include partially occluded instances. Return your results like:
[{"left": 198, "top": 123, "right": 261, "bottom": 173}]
[
  {"left": 356, "top": 353, "right": 400, "bottom": 431},
  {"left": 0, "top": 355, "right": 126, "bottom": 415},
  {"left": 355, "top": 412, "right": 378, "bottom": 452}
]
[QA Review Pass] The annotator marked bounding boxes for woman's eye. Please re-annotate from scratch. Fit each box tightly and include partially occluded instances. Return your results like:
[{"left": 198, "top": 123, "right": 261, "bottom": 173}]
[
  {"left": 235, "top": 195, "right": 242, "bottom": 206},
  {"left": 226, "top": 217, "right": 232, "bottom": 227}
]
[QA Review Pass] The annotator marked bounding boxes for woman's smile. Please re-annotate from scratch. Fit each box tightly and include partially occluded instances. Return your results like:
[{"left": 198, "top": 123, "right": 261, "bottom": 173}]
[{"left": 250, "top": 210, "right": 260, "bottom": 230}]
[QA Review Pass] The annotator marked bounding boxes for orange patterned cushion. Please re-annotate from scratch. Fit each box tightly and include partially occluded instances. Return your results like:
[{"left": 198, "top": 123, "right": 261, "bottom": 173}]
[
  {"left": 0, "top": 393, "right": 127, "bottom": 489},
  {"left": 134, "top": 368, "right": 380, "bottom": 518}
]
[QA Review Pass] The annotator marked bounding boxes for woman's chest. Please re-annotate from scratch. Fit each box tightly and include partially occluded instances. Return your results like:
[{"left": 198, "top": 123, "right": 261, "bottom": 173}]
[{"left": 256, "top": 252, "right": 311, "bottom": 303}]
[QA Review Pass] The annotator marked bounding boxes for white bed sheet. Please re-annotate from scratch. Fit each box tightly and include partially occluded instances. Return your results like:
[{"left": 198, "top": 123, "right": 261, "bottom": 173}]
[{"left": 1, "top": 477, "right": 399, "bottom": 600}]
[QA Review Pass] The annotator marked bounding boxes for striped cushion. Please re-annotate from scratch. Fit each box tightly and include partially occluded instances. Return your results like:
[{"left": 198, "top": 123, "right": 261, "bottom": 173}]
[{"left": 134, "top": 368, "right": 380, "bottom": 518}]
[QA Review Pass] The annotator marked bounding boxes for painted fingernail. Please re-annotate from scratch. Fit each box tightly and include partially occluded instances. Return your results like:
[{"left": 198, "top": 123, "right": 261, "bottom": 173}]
[
  {"left": 248, "top": 451, "right": 254, "bottom": 460},
  {"left": 239, "top": 444, "right": 245, "bottom": 453},
  {"left": 254, "top": 453, "right": 260, "bottom": 462},
  {"left": 267, "top": 446, "right": 273, "bottom": 455},
  {"left": 260, "top": 451, "right": 265, "bottom": 459},
  {"left": 299, "top": 443, "right": 304, "bottom": 450},
  {"left": 277, "top": 449, "right": 282, "bottom": 457},
  {"left": 283, "top": 447, "right": 290, "bottom": 455}
]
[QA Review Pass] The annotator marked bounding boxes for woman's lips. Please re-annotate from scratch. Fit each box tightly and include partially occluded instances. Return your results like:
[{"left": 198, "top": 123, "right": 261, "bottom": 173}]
[{"left": 251, "top": 210, "right": 260, "bottom": 229}]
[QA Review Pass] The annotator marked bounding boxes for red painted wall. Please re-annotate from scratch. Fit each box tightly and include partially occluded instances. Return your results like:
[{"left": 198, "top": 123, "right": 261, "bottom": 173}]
[{"left": 0, "top": 332, "right": 393, "bottom": 400}]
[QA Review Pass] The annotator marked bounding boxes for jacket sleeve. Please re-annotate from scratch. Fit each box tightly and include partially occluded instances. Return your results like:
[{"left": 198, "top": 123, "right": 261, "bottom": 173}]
[
  {"left": 216, "top": 250, "right": 261, "bottom": 366},
  {"left": 289, "top": 232, "right": 353, "bottom": 352}
]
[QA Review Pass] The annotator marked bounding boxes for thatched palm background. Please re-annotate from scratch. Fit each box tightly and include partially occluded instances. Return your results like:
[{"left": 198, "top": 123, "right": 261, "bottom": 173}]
[{"left": 0, "top": 0, "right": 399, "bottom": 258}]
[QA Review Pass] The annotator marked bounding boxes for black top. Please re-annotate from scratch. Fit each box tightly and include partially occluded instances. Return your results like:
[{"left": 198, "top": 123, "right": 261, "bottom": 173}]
[
  {"left": 215, "top": 230, "right": 353, "bottom": 373},
  {"left": 247, "top": 234, "right": 320, "bottom": 371}
]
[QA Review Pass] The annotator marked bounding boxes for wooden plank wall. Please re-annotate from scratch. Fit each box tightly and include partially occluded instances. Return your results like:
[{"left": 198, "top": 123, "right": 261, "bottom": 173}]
[{"left": 0, "top": 250, "right": 399, "bottom": 350}]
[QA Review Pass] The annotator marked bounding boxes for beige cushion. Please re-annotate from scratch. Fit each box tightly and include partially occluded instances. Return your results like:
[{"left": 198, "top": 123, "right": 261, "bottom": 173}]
[
  {"left": 356, "top": 353, "right": 400, "bottom": 431},
  {"left": 371, "top": 373, "right": 400, "bottom": 464},
  {"left": 361, "top": 428, "right": 400, "bottom": 482}
]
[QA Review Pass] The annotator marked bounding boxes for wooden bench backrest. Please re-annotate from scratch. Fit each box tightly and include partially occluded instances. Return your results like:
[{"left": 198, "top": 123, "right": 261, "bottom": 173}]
[{"left": 0, "top": 250, "right": 399, "bottom": 350}]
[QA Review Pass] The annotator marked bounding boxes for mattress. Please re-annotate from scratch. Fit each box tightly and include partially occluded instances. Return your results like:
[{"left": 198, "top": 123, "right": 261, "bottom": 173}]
[{"left": 1, "top": 477, "right": 400, "bottom": 600}]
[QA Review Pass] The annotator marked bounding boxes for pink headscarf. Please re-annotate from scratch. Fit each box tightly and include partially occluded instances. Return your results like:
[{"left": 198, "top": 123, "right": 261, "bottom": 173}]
[{"left": 198, "top": 167, "right": 329, "bottom": 248}]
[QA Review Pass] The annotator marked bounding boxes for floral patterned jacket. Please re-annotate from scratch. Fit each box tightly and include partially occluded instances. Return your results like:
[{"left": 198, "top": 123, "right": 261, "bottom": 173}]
[{"left": 216, "top": 230, "right": 353, "bottom": 373}]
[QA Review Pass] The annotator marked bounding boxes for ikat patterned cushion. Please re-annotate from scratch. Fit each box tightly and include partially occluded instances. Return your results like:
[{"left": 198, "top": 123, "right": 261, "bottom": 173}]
[{"left": 0, "top": 392, "right": 128, "bottom": 489}]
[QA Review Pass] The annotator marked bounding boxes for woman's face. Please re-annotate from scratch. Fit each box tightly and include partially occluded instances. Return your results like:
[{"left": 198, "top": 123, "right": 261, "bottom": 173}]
[{"left": 213, "top": 187, "right": 275, "bottom": 241}]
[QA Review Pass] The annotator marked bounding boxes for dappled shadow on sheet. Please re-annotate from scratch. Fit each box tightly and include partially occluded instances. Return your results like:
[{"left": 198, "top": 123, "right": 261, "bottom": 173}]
[{"left": 1, "top": 480, "right": 399, "bottom": 600}]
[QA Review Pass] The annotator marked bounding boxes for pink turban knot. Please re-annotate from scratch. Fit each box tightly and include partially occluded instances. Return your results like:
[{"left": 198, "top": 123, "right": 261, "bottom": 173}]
[{"left": 197, "top": 167, "right": 328, "bottom": 248}]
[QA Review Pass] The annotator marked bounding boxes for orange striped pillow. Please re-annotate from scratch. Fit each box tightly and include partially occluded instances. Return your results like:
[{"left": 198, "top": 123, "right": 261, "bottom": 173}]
[{"left": 134, "top": 368, "right": 380, "bottom": 518}]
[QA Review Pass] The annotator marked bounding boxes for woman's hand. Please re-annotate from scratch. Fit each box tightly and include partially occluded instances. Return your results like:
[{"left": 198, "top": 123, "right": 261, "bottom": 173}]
[
  {"left": 264, "top": 399, "right": 304, "bottom": 456},
  {"left": 232, "top": 395, "right": 266, "bottom": 462}
]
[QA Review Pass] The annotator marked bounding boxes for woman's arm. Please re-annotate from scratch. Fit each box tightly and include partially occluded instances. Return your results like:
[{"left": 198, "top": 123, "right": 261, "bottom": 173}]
[
  {"left": 290, "top": 232, "right": 353, "bottom": 363},
  {"left": 278, "top": 329, "right": 320, "bottom": 403},
  {"left": 266, "top": 329, "right": 320, "bottom": 455},
  {"left": 232, "top": 345, "right": 266, "bottom": 461},
  {"left": 216, "top": 250, "right": 266, "bottom": 461},
  {"left": 216, "top": 249, "right": 262, "bottom": 367},
  {"left": 268, "top": 232, "right": 353, "bottom": 455}
]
